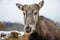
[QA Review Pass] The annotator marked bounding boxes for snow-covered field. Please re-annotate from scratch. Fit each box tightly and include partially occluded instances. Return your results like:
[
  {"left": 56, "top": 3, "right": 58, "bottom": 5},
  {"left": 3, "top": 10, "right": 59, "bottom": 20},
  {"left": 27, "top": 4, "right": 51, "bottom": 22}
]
[
  {"left": 0, "top": 31, "right": 24, "bottom": 35},
  {"left": 0, "top": 30, "right": 24, "bottom": 40}
]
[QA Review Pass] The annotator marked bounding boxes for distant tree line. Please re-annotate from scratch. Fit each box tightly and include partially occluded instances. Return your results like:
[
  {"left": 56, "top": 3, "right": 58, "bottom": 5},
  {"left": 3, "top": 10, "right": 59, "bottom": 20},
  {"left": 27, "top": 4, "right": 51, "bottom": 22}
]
[{"left": 0, "top": 21, "right": 24, "bottom": 31}]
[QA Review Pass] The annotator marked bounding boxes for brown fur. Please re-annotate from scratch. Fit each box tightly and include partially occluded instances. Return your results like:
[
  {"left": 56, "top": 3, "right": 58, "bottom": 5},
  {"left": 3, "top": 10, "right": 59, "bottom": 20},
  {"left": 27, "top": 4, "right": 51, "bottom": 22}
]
[
  {"left": 29, "top": 16, "right": 60, "bottom": 40},
  {"left": 16, "top": 0, "right": 60, "bottom": 40}
]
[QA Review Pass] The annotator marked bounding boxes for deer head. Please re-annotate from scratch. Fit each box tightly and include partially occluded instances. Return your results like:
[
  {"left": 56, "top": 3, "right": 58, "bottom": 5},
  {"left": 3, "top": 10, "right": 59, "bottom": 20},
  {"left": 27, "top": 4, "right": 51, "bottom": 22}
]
[{"left": 16, "top": 0, "right": 44, "bottom": 34}]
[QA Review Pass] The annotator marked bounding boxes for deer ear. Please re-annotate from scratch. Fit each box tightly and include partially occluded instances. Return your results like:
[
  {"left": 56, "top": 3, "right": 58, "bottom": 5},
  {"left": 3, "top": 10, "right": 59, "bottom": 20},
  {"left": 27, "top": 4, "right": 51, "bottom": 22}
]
[
  {"left": 16, "top": 3, "right": 24, "bottom": 11},
  {"left": 38, "top": 0, "right": 44, "bottom": 9}
]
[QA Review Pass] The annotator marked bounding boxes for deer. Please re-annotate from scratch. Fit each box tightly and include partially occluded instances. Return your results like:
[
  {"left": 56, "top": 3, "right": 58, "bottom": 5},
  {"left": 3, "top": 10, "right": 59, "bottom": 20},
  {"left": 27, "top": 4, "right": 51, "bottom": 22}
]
[{"left": 16, "top": 0, "right": 60, "bottom": 40}]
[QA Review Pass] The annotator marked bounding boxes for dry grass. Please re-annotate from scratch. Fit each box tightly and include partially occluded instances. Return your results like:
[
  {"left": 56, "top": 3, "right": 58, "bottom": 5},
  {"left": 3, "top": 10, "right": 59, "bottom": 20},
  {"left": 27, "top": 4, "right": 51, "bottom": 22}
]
[
  {"left": 18, "top": 34, "right": 28, "bottom": 40},
  {"left": 4, "top": 32, "right": 28, "bottom": 40}
]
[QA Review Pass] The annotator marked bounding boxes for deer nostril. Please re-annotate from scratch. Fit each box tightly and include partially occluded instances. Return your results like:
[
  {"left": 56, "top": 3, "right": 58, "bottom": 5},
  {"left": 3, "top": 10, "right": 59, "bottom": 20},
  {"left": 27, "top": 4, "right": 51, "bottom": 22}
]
[
  {"left": 25, "top": 27, "right": 31, "bottom": 33},
  {"left": 26, "top": 27, "right": 30, "bottom": 29}
]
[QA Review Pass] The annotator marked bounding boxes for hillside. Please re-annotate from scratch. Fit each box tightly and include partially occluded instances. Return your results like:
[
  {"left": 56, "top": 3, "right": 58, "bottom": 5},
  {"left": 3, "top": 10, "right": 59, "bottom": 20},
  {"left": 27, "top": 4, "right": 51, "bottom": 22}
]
[{"left": 0, "top": 22, "right": 24, "bottom": 31}]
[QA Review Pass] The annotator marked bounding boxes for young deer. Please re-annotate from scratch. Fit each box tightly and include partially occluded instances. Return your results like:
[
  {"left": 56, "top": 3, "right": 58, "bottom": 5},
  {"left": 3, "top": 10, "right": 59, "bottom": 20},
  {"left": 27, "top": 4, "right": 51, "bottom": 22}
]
[{"left": 16, "top": 0, "right": 60, "bottom": 40}]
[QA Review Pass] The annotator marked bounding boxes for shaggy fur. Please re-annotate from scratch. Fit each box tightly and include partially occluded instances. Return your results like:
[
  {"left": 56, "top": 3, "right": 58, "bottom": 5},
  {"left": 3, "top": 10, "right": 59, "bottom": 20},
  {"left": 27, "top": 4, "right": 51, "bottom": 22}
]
[
  {"left": 29, "top": 16, "right": 60, "bottom": 40},
  {"left": 16, "top": 0, "right": 60, "bottom": 40}
]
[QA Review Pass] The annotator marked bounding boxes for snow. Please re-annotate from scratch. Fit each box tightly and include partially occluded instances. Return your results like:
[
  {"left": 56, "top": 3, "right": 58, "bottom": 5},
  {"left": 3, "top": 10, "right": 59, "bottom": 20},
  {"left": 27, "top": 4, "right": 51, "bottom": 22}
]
[{"left": 0, "top": 30, "right": 24, "bottom": 36}]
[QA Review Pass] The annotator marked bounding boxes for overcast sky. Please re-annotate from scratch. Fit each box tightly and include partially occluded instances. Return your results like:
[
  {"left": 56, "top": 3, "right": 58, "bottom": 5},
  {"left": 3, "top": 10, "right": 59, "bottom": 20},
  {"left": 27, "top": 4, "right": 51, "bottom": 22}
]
[{"left": 0, "top": 0, "right": 60, "bottom": 24}]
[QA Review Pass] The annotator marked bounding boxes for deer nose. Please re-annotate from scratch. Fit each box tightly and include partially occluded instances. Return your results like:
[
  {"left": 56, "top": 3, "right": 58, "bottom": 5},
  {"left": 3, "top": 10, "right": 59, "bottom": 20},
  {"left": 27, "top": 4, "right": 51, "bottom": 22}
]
[{"left": 25, "top": 26, "right": 32, "bottom": 33}]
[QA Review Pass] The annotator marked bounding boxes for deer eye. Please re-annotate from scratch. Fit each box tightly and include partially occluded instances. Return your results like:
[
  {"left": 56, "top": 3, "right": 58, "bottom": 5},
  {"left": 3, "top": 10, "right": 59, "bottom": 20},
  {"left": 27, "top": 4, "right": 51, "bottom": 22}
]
[
  {"left": 34, "top": 12, "right": 37, "bottom": 15},
  {"left": 23, "top": 12, "right": 25, "bottom": 15}
]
